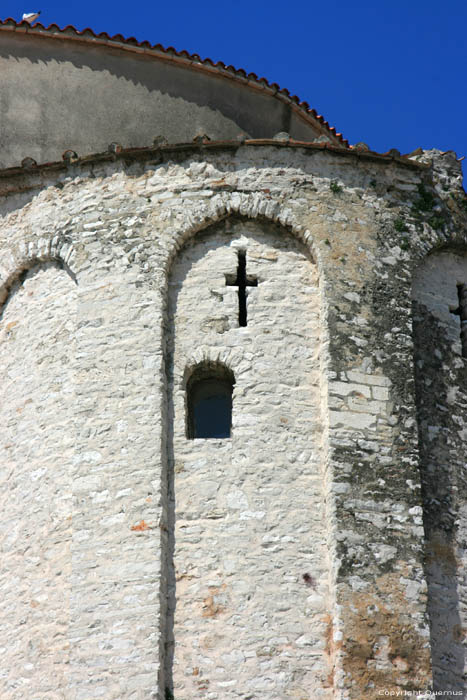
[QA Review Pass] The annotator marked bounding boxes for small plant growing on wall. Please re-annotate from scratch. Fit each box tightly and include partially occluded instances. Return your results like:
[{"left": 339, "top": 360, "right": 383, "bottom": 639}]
[
  {"left": 450, "top": 192, "right": 467, "bottom": 211},
  {"left": 394, "top": 218, "right": 408, "bottom": 233},
  {"left": 330, "top": 180, "right": 343, "bottom": 194},
  {"left": 412, "top": 183, "right": 435, "bottom": 214},
  {"left": 427, "top": 215, "right": 446, "bottom": 231},
  {"left": 409, "top": 182, "right": 448, "bottom": 232}
]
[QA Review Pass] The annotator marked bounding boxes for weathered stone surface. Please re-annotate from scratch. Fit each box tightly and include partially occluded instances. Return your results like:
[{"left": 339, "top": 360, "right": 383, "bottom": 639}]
[
  {"left": 0, "top": 144, "right": 464, "bottom": 699},
  {"left": 413, "top": 248, "right": 467, "bottom": 695},
  {"left": 166, "top": 219, "right": 330, "bottom": 698},
  {"left": 0, "top": 263, "right": 75, "bottom": 699}
]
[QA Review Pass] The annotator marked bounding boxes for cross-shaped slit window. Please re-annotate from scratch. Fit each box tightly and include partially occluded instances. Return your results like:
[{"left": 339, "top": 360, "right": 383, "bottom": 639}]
[
  {"left": 225, "top": 250, "right": 258, "bottom": 327},
  {"left": 450, "top": 283, "right": 467, "bottom": 358}
]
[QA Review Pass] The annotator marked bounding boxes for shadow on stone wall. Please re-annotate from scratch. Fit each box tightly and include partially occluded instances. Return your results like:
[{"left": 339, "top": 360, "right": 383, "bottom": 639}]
[
  {"left": 413, "top": 303, "right": 466, "bottom": 693},
  {"left": 163, "top": 386, "right": 176, "bottom": 699}
]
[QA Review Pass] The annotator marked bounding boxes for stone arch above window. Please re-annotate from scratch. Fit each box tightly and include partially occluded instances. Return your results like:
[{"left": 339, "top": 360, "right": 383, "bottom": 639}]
[
  {"left": 186, "top": 362, "right": 235, "bottom": 439},
  {"left": 412, "top": 247, "right": 467, "bottom": 358}
]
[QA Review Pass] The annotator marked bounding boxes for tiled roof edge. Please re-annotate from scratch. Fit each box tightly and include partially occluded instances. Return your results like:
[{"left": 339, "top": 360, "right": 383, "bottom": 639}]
[{"left": 0, "top": 18, "right": 349, "bottom": 147}]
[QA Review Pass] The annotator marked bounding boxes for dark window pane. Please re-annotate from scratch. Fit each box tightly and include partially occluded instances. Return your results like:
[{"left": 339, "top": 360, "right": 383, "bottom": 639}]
[
  {"left": 193, "top": 394, "right": 232, "bottom": 438},
  {"left": 187, "top": 370, "right": 234, "bottom": 439}
]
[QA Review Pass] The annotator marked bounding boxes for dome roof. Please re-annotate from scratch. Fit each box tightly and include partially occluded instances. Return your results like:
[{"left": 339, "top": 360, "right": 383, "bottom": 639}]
[{"left": 0, "top": 18, "right": 347, "bottom": 168}]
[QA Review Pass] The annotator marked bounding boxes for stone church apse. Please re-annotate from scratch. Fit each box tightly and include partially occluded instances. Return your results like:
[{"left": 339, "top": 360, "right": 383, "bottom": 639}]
[{"left": 0, "top": 20, "right": 465, "bottom": 695}]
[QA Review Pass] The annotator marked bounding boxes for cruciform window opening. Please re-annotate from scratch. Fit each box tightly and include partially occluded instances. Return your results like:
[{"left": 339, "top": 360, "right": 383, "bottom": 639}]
[
  {"left": 450, "top": 283, "right": 467, "bottom": 358},
  {"left": 225, "top": 250, "right": 258, "bottom": 327}
]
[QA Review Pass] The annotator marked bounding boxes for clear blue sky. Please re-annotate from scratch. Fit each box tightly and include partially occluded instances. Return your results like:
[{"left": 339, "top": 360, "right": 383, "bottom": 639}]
[{"left": 3, "top": 1, "right": 466, "bottom": 161}]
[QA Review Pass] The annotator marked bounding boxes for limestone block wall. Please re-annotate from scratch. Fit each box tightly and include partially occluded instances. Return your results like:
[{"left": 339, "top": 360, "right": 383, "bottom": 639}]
[
  {"left": 166, "top": 219, "right": 330, "bottom": 698},
  {"left": 68, "top": 233, "right": 165, "bottom": 700},
  {"left": 412, "top": 250, "right": 467, "bottom": 694},
  {"left": 0, "top": 262, "right": 76, "bottom": 699},
  {"left": 0, "top": 144, "right": 464, "bottom": 699}
]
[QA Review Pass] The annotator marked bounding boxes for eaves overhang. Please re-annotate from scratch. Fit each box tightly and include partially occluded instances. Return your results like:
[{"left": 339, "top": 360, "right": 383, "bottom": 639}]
[{"left": 0, "top": 138, "right": 429, "bottom": 191}]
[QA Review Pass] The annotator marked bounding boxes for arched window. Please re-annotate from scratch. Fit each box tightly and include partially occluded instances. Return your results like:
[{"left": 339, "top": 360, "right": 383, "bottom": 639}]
[{"left": 186, "top": 363, "right": 235, "bottom": 439}]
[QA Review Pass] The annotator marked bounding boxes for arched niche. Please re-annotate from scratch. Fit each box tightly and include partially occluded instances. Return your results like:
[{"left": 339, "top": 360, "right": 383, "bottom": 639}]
[
  {"left": 0, "top": 259, "right": 76, "bottom": 697},
  {"left": 412, "top": 247, "right": 467, "bottom": 693},
  {"left": 164, "top": 217, "right": 332, "bottom": 699}
]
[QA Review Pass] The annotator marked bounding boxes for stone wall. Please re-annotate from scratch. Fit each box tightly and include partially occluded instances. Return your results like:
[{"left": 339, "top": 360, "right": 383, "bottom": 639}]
[
  {"left": 0, "top": 262, "right": 76, "bottom": 699},
  {"left": 412, "top": 249, "right": 467, "bottom": 694},
  {"left": 166, "top": 219, "right": 330, "bottom": 698},
  {"left": 0, "top": 144, "right": 464, "bottom": 698}
]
